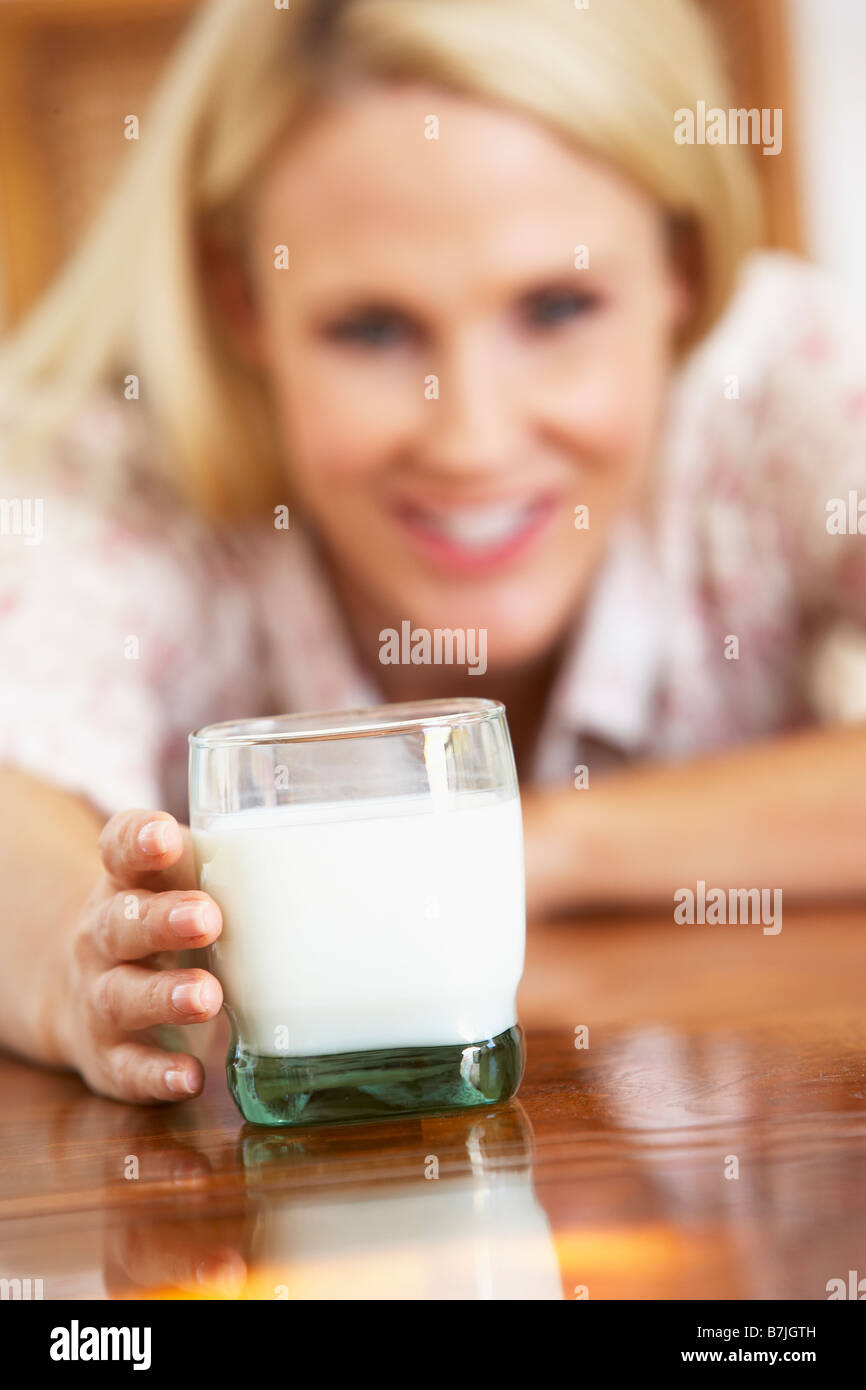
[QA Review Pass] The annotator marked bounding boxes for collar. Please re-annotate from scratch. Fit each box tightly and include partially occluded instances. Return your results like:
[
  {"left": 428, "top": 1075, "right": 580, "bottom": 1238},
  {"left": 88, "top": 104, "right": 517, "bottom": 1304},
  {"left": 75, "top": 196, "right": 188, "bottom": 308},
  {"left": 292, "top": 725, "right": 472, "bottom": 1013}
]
[
  {"left": 246, "top": 523, "right": 382, "bottom": 715},
  {"left": 531, "top": 513, "right": 666, "bottom": 781},
  {"left": 247, "top": 512, "right": 665, "bottom": 774}
]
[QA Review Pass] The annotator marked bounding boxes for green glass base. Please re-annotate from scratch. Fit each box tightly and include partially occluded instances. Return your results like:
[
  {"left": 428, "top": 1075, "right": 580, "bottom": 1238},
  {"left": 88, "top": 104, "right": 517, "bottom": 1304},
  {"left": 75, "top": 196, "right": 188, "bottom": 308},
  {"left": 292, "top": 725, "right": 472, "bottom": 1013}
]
[{"left": 227, "top": 1025, "right": 525, "bottom": 1128}]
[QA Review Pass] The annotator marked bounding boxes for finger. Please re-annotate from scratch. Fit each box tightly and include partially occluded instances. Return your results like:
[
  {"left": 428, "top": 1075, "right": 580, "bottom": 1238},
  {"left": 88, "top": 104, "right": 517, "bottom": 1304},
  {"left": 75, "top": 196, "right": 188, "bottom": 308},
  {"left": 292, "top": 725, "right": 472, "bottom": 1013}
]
[
  {"left": 98, "top": 810, "right": 196, "bottom": 890},
  {"left": 106, "top": 1226, "right": 247, "bottom": 1298},
  {"left": 100, "top": 1042, "right": 207, "bottom": 1103},
  {"left": 94, "top": 890, "right": 222, "bottom": 962},
  {"left": 113, "top": 1146, "right": 213, "bottom": 1185},
  {"left": 94, "top": 965, "right": 223, "bottom": 1033}
]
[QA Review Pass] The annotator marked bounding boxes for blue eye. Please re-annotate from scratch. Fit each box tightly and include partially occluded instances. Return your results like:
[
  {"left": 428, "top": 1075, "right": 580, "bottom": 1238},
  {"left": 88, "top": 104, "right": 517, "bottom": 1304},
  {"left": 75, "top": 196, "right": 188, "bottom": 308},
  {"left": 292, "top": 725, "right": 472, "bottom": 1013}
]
[
  {"left": 325, "top": 312, "right": 411, "bottom": 347},
  {"left": 525, "top": 289, "right": 598, "bottom": 328}
]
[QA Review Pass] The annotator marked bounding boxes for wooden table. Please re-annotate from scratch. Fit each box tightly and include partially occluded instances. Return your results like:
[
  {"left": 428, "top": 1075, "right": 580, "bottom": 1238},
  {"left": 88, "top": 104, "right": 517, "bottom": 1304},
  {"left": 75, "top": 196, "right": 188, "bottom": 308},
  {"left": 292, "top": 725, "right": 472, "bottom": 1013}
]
[{"left": 1, "top": 907, "right": 864, "bottom": 1300}]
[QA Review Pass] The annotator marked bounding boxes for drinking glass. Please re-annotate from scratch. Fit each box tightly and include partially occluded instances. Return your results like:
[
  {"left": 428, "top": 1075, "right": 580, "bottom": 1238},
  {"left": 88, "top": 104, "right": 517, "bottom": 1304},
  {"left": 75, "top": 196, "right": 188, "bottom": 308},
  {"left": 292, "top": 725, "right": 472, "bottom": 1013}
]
[{"left": 188, "top": 698, "right": 526, "bottom": 1126}]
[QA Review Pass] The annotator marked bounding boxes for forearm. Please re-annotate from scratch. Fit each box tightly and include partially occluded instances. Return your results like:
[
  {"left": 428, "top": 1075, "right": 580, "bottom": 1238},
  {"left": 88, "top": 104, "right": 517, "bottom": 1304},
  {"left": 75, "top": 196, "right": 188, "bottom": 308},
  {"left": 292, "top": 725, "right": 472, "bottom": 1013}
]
[
  {"left": 0, "top": 768, "right": 103, "bottom": 1066},
  {"left": 523, "top": 723, "right": 866, "bottom": 916}
]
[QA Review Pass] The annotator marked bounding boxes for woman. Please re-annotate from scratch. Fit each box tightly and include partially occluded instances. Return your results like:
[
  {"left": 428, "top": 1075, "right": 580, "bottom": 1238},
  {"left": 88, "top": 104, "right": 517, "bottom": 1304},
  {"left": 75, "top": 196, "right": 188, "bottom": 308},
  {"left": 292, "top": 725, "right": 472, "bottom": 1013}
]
[{"left": 1, "top": 0, "right": 865, "bottom": 1104}]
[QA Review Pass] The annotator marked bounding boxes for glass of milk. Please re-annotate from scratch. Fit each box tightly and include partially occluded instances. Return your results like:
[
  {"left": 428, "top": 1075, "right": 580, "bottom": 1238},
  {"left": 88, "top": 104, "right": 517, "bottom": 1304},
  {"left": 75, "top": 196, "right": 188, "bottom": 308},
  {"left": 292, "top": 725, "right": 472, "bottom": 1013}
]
[{"left": 189, "top": 698, "right": 526, "bottom": 1127}]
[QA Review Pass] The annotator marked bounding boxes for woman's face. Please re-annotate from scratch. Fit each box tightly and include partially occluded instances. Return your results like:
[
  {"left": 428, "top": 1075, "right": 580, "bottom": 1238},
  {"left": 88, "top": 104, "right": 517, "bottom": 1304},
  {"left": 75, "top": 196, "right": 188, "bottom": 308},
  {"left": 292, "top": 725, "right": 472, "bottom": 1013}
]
[{"left": 243, "top": 84, "right": 685, "bottom": 671}]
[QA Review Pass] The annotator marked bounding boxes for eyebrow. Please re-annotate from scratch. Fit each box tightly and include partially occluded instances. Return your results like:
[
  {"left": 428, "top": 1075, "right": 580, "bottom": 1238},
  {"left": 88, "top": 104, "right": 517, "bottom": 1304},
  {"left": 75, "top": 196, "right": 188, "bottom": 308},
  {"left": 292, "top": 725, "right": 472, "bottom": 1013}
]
[{"left": 292, "top": 257, "right": 611, "bottom": 312}]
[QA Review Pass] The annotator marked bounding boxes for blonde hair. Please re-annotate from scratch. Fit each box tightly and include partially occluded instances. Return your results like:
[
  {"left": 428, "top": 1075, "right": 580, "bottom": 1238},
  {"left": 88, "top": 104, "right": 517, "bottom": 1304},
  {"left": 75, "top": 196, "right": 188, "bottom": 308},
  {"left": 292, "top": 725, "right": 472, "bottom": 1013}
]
[{"left": 1, "top": 0, "right": 760, "bottom": 521}]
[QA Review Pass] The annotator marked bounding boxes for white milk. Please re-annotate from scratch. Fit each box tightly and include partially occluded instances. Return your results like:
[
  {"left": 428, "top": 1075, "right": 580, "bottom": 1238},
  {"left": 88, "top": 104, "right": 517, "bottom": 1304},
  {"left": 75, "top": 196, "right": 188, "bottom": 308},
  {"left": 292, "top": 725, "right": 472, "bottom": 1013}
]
[{"left": 193, "top": 791, "right": 525, "bottom": 1057}]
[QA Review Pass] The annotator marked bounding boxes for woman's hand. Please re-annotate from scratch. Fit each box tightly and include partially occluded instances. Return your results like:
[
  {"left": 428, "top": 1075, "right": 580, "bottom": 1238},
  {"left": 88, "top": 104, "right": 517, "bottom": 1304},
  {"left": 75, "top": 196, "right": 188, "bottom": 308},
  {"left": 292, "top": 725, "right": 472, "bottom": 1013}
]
[
  {"left": 54, "top": 808, "right": 224, "bottom": 1103},
  {"left": 520, "top": 724, "right": 866, "bottom": 919}
]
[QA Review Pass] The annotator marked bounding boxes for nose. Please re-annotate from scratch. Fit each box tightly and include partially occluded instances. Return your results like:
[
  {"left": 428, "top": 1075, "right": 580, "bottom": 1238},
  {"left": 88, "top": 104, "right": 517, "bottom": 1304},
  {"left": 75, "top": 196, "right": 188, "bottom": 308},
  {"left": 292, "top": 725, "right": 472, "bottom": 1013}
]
[{"left": 417, "top": 329, "right": 520, "bottom": 478}]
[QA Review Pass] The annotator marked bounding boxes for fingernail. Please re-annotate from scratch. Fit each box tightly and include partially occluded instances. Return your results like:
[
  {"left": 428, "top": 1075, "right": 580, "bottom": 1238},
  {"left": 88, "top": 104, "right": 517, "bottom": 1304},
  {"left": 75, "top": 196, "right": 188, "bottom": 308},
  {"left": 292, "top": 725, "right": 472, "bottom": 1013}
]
[
  {"left": 165, "top": 1068, "right": 196, "bottom": 1095},
  {"left": 171, "top": 981, "right": 206, "bottom": 1015},
  {"left": 138, "top": 820, "right": 170, "bottom": 855},
  {"left": 169, "top": 901, "right": 219, "bottom": 939}
]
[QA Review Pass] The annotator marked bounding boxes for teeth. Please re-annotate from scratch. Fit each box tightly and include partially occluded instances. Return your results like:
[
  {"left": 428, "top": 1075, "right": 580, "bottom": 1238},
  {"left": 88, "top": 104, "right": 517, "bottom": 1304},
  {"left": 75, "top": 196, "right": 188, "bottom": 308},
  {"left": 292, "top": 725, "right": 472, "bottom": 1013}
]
[{"left": 417, "top": 502, "right": 536, "bottom": 549}]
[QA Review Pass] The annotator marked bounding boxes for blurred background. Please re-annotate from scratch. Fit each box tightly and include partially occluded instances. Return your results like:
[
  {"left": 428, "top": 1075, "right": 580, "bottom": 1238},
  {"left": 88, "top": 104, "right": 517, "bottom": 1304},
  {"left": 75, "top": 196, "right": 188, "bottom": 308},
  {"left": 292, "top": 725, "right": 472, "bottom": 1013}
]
[{"left": 1, "top": 0, "right": 865, "bottom": 327}]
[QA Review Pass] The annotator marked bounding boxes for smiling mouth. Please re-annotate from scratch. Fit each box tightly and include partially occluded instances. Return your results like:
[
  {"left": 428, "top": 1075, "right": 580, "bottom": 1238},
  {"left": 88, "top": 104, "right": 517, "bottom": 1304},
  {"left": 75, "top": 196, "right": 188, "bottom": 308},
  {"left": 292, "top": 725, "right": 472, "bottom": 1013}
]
[{"left": 392, "top": 494, "right": 558, "bottom": 572}]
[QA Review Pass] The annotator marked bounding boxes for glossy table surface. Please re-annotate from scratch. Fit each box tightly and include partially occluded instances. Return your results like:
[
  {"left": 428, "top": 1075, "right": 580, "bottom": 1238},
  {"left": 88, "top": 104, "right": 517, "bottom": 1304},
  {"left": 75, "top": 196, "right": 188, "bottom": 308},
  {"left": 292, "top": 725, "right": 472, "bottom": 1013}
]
[{"left": 1, "top": 907, "right": 864, "bottom": 1300}]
